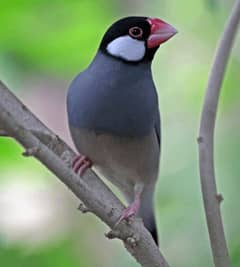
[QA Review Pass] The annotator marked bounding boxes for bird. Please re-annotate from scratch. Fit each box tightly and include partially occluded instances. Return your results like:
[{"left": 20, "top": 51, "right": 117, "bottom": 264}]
[{"left": 67, "top": 16, "right": 177, "bottom": 245}]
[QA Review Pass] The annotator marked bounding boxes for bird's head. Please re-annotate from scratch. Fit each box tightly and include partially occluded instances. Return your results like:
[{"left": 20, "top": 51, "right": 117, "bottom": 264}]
[{"left": 100, "top": 16, "right": 177, "bottom": 63}]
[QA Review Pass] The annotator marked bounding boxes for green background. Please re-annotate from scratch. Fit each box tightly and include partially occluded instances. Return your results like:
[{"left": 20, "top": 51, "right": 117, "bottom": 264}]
[{"left": 0, "top": 0, "right": 239, "bottom": 266}]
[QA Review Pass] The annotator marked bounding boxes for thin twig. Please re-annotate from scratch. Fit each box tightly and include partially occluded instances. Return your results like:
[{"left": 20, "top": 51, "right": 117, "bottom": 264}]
[
  {"left": 198, "top": 1, "right": 240, "bottom": 266},
  {"left": 0, "top": 80, "right": 170, "bottom": 267}
]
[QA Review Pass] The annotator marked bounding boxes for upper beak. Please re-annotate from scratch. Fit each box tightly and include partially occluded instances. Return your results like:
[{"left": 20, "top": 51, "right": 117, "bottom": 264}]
[{"left": 147, "top": 18, "right": 177, "bottom": 49}]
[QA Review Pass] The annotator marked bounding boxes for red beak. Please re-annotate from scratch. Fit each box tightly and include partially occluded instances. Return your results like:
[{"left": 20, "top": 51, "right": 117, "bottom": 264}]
[{"left": 147, "top": 18, "right": 177, "bottom": 49}]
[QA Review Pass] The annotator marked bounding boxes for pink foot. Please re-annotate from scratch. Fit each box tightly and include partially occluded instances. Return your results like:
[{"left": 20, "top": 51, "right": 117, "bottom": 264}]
[
  {"left": 72, "top": 154, "right": 92, "bottom": 176},
  {"left": 115, "top": 197, "right": 140, "bottom": 227}
]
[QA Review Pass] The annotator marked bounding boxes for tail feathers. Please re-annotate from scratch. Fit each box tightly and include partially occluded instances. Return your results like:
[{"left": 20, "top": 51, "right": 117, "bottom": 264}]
[
  {"left": 142, "top": 212, "right": 158, "bottom": 246},
  {"left": 126, "top": 186, "right": 158, "bottom": 245},
  {"left": 138, "top": 200, "right": 158, "bottom": 246}
]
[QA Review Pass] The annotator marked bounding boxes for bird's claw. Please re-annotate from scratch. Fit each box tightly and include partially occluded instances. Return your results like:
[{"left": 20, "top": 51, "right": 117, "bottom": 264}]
[
  {"left": 72, "top": 154, "right": 92, "bottom": 176},
  {"left": 114, "top": 199, "right": 140, "bottom": 228}
]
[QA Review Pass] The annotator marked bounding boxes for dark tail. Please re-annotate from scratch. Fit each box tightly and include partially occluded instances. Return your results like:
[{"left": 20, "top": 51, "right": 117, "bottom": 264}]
[
  {"left": 142, "top": 210, "right": 158, "bottom": 246},
  {"left": 147, "top": 216, "right": 158, "bottom": 246},
  {"left": 138, "top": 189, "right": 158, "bottom": 246}
]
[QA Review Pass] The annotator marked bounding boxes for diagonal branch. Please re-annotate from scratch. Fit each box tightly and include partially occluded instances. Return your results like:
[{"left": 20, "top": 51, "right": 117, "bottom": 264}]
[
  {"left": 0, "top": 80, "right": 170, "bottom": 267},
  {"left": 198, "top": 0, "right": 240, "bottom": 266}
]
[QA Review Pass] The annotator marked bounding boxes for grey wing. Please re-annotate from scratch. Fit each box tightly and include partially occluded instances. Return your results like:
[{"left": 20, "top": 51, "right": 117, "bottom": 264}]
[{"left": 155, "top": 110, "right": 161, "bottom": 147}]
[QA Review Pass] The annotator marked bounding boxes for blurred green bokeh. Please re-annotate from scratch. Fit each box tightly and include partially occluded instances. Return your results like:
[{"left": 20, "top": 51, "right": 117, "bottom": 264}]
[{"left": 0, "top": 0, "right": 239, "bottom": 267}]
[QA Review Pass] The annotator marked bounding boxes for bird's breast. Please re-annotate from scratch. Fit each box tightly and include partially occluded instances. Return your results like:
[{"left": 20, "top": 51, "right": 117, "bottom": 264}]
[
  {"left": 67, "top": 55, "right": 158, "bottom": 137},
  {"left": 70, "top": 127, "right": 159, "bottom": 195},
  {"left": 67, "top": 81, "right": 158, "bottom": 137}
]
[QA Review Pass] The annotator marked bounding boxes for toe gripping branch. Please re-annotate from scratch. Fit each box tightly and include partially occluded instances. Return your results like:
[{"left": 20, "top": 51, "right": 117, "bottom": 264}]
[{"left": 72, "top": 154, "right": 92, "bottom": 176}]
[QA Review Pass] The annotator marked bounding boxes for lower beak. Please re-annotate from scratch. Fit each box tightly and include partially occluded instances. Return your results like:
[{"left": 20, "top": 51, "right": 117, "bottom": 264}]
[{"left": 147, "top": 18, "right": 177, "bottom": 49}]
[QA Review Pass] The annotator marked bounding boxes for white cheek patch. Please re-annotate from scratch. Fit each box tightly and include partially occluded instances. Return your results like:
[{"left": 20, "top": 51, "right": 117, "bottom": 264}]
[{"left": 107, "top": 35, "right": 145, "bottom": 62}]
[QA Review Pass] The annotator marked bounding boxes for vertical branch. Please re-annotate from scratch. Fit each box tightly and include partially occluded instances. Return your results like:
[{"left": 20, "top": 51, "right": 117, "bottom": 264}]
[{"left": 198, "top": 1, "right": 240, "bottom": 267}]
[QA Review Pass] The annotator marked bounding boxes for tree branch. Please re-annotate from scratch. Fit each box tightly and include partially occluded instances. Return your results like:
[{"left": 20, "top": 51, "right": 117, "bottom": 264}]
[
  {"left": 0, "top": 80, "right": 170, "bottom": 267},
  {"left": 198, "top": 0, "right": 240, "bottom": 266}
]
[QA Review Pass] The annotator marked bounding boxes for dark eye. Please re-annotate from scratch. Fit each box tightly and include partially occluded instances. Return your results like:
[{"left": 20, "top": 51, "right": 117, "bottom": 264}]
[{"left": 129, "top": 26, "right": 143, "bottom": 38}]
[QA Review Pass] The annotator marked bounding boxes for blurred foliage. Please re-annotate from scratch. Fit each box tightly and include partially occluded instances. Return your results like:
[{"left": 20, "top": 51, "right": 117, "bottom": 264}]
[
  {"left": 0, "top": 240, "right": 79, "bottom": 267},
  {"left": 0, "top": 0, "right": 114, "bottom": 77},
  {"left": 0, "top": 0, "right": 240, "bottom": 267}
]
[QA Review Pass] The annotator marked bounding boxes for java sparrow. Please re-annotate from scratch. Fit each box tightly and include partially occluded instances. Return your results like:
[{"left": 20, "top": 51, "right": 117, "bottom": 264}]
[{"left": 67, "top": 16, "right": 177, "bottom": 245}]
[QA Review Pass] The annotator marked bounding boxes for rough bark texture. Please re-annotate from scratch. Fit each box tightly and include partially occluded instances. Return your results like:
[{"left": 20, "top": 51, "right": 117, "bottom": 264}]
[
  {"left": 198, "top": 0, "right": 240, "bottom": 266},
  {"left": 0, "top": 80, "right": 170, "bottom": 267}
]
